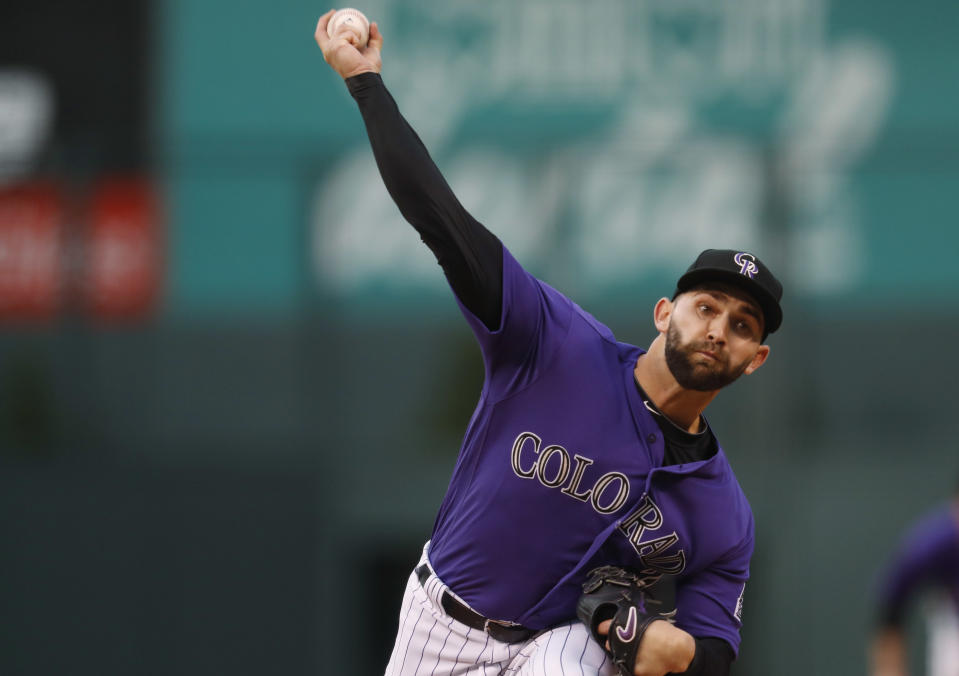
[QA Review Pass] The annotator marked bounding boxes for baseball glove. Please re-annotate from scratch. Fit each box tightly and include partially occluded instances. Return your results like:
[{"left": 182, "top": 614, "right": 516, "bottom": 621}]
[{"left": 576, "top": 566, "right": 673, "bottom": 676}]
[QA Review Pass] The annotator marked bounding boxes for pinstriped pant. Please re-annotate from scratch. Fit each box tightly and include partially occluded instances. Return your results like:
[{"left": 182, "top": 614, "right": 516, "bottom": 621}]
[{"left": 384, "top": 544, "right": 616, "bottom": 676}]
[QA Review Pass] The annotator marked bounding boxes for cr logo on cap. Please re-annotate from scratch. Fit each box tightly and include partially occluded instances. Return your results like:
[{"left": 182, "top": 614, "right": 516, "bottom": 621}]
[{"left": 733, "top": 252, "right": 758, "bottom": 279}]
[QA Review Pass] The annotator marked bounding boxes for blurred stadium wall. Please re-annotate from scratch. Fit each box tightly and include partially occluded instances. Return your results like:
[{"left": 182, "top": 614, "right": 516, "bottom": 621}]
[{"left": 1, "top": 0, "right": 957, "bottom": 674}]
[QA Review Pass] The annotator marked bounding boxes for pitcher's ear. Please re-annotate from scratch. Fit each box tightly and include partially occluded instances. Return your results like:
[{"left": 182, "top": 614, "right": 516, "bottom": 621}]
[{"left": 653, "top": 297, "right": 673, "bottom": 334}]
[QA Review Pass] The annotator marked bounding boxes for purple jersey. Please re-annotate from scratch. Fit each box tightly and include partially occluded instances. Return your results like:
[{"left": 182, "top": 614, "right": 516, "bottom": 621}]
[
  {"left": 878, "top": 504, "right": 959, "bottom": 625},
  {"left": 427, "top": 246, "right": 755, "bottom": 654}
]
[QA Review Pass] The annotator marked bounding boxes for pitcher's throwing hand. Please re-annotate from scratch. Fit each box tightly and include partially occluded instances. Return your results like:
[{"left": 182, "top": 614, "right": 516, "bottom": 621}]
[{"left": 314, "top": 8, "right": 382, "bottom": 80}]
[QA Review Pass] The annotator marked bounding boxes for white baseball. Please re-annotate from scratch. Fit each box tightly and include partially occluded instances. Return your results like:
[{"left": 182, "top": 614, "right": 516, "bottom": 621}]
[{"left": 327, "top": 8, "right": 370, "bottom": 48}]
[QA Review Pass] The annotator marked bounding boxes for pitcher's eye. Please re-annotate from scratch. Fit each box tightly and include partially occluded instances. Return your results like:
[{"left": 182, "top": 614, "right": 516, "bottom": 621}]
[{"left": 733, "top": 318, "right": 759, "bottom": 339}]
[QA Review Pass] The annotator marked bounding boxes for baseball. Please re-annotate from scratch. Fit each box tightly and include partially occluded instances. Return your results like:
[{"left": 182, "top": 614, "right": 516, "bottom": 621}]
[{"left": 327, "top": 8, "right": 370, "bottom": 48}]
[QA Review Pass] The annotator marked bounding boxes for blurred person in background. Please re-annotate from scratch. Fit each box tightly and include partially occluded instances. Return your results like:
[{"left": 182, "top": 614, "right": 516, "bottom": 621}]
[{"left": 871, "top": 478, "right": 959, "bottom": 676}]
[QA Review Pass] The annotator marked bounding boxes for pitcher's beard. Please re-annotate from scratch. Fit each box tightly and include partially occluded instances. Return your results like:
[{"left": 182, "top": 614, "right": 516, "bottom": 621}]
[{"left": 664, "top": 323, "right": 750, "bottom": 391}]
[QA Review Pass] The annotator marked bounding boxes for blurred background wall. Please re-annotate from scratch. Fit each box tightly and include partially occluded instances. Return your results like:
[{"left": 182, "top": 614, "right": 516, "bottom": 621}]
[{"left": 1, "top": 0, "right": 957, "bottom": 674}]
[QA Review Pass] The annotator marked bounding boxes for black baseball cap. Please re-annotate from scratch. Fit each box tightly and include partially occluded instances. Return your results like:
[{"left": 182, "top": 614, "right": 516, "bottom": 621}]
[{"left": 674, "top": 249, "right": 783, "bottom": 338}]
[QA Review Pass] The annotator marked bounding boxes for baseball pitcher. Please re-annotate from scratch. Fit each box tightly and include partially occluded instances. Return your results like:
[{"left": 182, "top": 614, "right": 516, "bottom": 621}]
[{"left": 316, "top": 10, "right": 784, "bottom": 676}]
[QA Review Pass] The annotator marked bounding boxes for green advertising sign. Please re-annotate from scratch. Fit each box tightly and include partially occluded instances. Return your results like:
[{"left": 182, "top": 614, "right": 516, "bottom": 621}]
[{"left": 161, "top": 0, "right": 959, "bottom": 316}]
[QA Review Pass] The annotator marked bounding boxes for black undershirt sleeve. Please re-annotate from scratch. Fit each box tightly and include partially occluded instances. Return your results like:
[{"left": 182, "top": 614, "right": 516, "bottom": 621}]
[
  {"left": 346, "top": 72, "right": 503, "bottom": 330},
  {"left": 676, "top": 637, "right": 734, "bottom": 676}
]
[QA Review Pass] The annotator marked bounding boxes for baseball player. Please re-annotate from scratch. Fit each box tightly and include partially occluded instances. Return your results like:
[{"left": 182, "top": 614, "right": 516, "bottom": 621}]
[
  {"left": 870, "top": 480, "right": 959, "bottom": 676},
  {"left": 316, "top": 11, "right": 783, "bottom": 676}
]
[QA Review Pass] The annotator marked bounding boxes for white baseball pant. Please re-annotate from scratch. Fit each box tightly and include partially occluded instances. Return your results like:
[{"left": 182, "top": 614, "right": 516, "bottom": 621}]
[{"left": 384, "top": 543, "right": 616, "bottom": 676}]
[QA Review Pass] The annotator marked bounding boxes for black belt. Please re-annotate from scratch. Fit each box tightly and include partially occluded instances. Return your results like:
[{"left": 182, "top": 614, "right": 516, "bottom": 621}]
[{"left": 415, "top": 563, "right": 536, "bottom": 644}]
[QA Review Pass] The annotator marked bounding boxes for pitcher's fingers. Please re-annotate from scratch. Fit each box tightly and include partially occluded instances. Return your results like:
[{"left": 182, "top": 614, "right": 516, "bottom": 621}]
[
  {"left": 368, "top": 22, "right": 384, "bottom": 51},
  {"left": 314, "top": 9, "right": 336, "bottom": 48}
]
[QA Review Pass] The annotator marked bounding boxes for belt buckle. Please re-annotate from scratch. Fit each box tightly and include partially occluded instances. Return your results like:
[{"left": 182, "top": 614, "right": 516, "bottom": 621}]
[{"left": 484, "top": 618, "right": 521, "bottom": 640}]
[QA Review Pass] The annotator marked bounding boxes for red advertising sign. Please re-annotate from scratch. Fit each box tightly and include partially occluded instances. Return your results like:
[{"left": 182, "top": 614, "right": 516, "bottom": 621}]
[
  {"left": 0, "top": 181, "right": 63, "bottom": 320},
  {"left": 85, "top": 176, "right": 163, "bottom": 320}
]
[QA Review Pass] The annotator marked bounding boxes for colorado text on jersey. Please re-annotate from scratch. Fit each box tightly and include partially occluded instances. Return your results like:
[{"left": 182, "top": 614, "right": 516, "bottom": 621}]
[{"left": 510, "top": 430, "right": 687, "bottom": 586}]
